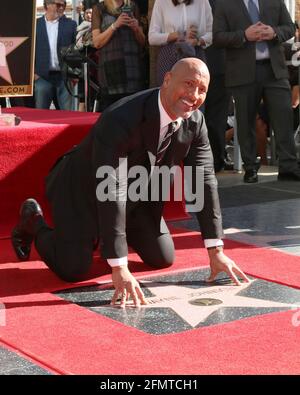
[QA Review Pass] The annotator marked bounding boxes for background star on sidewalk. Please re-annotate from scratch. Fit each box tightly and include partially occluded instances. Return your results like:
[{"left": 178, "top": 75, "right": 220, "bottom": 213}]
[{"left": 0, "top": 37, "right": 28, "bottom": 84}]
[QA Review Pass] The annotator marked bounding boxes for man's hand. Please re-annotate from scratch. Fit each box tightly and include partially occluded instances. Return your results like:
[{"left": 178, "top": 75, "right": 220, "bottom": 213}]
[
  {"left": 111, "top": 265, "right": 147, "bottom": 308},
  {"left": 258, "top": 23, "right": 276, "bottom": 41},
  {"left": 245, "top": 23, "right": 264, "bottom": 41},
  {"left": 245, "top": 22, "right": 276, "bottom": 42},
  {"left": 206, "top": 247, "right": 250, "bottom": 286}
]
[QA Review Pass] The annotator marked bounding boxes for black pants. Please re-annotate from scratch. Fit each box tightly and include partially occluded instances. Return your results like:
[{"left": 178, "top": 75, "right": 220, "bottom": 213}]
[
  {"left": 34, "top": 203, "right": 174, "bottom": 282},
  {"left": 205, "top": 73, "right": 231, "bottom": 172},
  {"left": 231, "top": 62, "right": 298, "bottom": 172}
]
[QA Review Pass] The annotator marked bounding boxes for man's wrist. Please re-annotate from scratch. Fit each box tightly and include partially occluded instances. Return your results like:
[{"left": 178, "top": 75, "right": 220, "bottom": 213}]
[
  {"left": 207, "top": 245, "right": 223, "bottom": 251},
  {"left": 112, "top": 264, "right": 128, "bottom": 272},
  {"left": 204, "top": 239, "right": 224, "bottom": 249},
  {"left": 107, "top": 256, "right": 128, "bottom": 267},
  {"left": 207, "top": 245, "right": 223, "bottom": 258}
]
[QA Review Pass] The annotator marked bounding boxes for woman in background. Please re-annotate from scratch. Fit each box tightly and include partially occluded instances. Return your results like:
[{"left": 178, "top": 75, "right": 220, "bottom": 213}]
[
  {"left": 92, "top": 0, "right": 146, "bottom": 111},
  {"left": 148, "top": 0, "right": 212, "bottom": 85}
]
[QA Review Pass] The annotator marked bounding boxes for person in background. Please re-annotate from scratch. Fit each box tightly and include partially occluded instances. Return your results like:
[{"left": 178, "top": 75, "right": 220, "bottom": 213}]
[
  {"left": 34, "top": 0, "right": 77, "bottom": 110},
  {"left": 213, "top": 0, "right": 300, "bottom": 182},
  {"left": 76, "top": 8, "right": 93, "bottom": 51},
  {"left": 92, "top": 0, "right": 146, "bottom": 111},
  {"left": 204, "top": 0, "right": 231, "bottom": 172},
  {"left": 148, "top": 0, "right": 213, "bottom": 86},
  {"left": 76, "top": 7, "right": 94, "bottom": 112}
]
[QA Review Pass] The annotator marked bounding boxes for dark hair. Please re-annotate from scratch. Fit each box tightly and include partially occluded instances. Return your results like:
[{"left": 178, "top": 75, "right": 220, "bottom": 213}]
[
  {"left": 82, "top": 0, "right": 99, "bottom": 11},
  {"left": 43, "top": 0, "right": 66, "bottom": 8},
  {"left": 172, "top": 0, "right": 193, "bottom": 6}
]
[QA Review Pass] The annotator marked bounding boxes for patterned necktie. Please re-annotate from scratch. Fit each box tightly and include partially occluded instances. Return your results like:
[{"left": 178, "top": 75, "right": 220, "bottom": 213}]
[
  {"left": 247, "top": 0, "right": 268, "bottom": 54},
  {"left": 156, "top": 122, "right": 177, "bottom": 164}
]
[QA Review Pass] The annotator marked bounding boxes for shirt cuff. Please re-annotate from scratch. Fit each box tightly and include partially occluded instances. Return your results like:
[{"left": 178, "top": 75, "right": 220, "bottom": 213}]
[
  {"left": 204, "top": 239, "right": 224, "bottom": 249},
  {"left": 107, "top": 257, "right": 128, "bottom": 267}
]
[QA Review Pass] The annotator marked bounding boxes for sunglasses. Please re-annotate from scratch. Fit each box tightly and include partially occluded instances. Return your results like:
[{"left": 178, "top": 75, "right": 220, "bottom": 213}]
[{"left": 53, "top": 2, "right": 66, "bottom": 8}]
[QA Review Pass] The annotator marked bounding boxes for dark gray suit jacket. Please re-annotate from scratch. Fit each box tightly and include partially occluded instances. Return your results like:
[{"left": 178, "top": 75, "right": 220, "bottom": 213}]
[
  {"left": 46, "top": 89, "right": 223, "bottom": 259},
  {"left": 213, "top": 0, "right": 295, "bottom": 87}
]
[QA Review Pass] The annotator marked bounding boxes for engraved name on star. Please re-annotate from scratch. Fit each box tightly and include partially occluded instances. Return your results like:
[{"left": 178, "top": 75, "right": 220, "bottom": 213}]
[
  {"left": 0, "top": 37, "right": 29, "bottom": 85},
  {"left": 106, "top": 280, "right": 297, "bottom": 327},
  {"left": 139, "top": 280, "right": 297, "bottom": 327}
]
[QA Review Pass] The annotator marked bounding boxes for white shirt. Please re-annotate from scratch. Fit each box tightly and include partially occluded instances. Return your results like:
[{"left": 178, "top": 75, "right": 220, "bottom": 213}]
[
  {"left": 148, "top": 0, "right": 213, "bottom": 48},
  {"left": 45, "top": 16, "right": 60, "bottom": 70},
  {"left": 107, "top": 93, "right": 223, "bottom": 268},
  {"left": 158, "top": 91, "right": 182, "bottom": 146},
  {"left": 243, "top": 0, "right": 270, "bottom": 60}
]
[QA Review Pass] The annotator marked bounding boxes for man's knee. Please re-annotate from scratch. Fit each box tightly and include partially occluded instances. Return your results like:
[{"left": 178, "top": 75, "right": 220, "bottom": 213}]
[
  {"left": 144, "top": 247, "right": 175, "bottom": 269},
  {"left": 56, "top": 267, "right": 90, "bottom": 283},
  {"left": 51, "top": 240, "right": 94, "bottom": 283}
]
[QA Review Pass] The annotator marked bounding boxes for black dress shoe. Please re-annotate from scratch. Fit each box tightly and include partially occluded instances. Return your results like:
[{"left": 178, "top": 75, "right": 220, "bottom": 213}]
[
  {"left": 243, "top": 169, "right": 258, "bottom": 183},
  {"left": 278, "top": 170, "right": 300, "bottom": 181},
  {"left": 11, "top": 199, "right": 44, "bottom": 261}
]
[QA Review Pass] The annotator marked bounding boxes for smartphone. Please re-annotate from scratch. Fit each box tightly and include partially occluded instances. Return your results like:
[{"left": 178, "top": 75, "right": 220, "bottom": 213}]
[{"left": 121, "top": 4, "right": 132, "bottom": 16}]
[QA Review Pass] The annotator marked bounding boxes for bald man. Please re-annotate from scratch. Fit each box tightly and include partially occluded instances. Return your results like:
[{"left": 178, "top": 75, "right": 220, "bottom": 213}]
[{"left": 12, "top": 58, "right": 249, "bottom": 306}]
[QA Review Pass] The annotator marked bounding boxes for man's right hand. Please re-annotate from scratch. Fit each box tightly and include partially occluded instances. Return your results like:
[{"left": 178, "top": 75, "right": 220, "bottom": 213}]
[
  {"left": 244, "top": 22, "right": 264, "bottom": 41},
  {"left": 111, "top": 265, "right": 147, "bottom": 308}
]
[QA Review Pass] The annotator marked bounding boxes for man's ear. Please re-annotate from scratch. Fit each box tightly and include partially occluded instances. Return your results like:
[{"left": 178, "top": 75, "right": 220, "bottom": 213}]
[{"left": 163, "top": 72, "right": 171, "bottom": 88}]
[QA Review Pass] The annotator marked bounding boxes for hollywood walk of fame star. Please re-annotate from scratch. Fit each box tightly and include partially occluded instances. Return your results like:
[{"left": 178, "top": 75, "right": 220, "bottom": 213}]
[
  {"left": 0, "top": 37, "right": 29, "bottom": 84},
  {"left": 110, "top": 279, "right": 298, "bottom": 327}
]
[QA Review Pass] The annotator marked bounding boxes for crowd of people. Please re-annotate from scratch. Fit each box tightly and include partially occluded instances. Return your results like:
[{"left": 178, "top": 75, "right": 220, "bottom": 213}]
[{"left": 2, "top": 0, "right": 300, "bottom": 182}]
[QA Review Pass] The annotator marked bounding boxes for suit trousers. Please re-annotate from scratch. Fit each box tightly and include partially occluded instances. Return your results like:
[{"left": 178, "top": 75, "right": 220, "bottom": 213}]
[
  {"left": 231, "top": 62, "right": 298, "bottom": 172},
  {"left": 34, "top": 202, "right": 174, "bottom": 282},
  {"left": 205, "top": 73, "right": 231, "bottom": 171}
]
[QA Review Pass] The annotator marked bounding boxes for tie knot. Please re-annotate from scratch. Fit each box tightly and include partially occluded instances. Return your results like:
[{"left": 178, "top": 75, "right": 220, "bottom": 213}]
[{"left": 168, "top": 121, "right": 177, "bottom": 134}]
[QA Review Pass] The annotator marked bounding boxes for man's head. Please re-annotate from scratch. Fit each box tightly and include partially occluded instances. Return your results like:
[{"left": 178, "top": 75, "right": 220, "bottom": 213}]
[
  {"left": 160, "top": 58, "right": 210, "bottom": 120},
  {"left": 44, "top": 0, "right": 66, "bottom": 19}
]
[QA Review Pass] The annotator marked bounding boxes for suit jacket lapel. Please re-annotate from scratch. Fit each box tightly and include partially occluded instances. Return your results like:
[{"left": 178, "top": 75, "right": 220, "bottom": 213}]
[
  {"left": 141, "top": 89, "right": 160, "bottom": 169},
  {"left": 41, "top": 17, "right": 51, "bottom": 54},
  {"left": 239, "top": 0, "right": 253, "bottom": 25},
  {"left": 57, "top": 16, "right": 64, "bottom": 50}
]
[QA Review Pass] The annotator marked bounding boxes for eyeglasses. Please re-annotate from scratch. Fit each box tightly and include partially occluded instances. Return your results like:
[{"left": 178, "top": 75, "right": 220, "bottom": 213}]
[{"left": 53, "top": 2, "right": 66, "bottom": 8}]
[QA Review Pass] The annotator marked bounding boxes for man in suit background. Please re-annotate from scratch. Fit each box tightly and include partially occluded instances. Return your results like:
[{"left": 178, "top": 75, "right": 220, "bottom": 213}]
[
  {"left": 34, "top": 0, "right": 77, "bottom": 110},
  {"left": 12, "top": 58, "right": 249, "bottom": 307},
  {"left": 205, "top": 0, "right": 232, "bottom": 173},
  {"left": 213, "top": 0, "right": 300, "bottom": 182}
]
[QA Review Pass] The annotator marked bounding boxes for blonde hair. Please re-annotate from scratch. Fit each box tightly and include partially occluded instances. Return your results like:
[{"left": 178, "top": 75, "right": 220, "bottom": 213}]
[{"left": 104, "top": 0, "right": 132, "bottom": 15}]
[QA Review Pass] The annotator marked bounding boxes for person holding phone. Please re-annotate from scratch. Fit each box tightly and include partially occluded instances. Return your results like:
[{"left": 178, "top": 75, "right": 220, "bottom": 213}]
[
  {"left": 92, "top": 0, "right": 146, "bottom": 110},
  {"left": 148, "top": 0, "right": 213, "bottom": 86}
]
